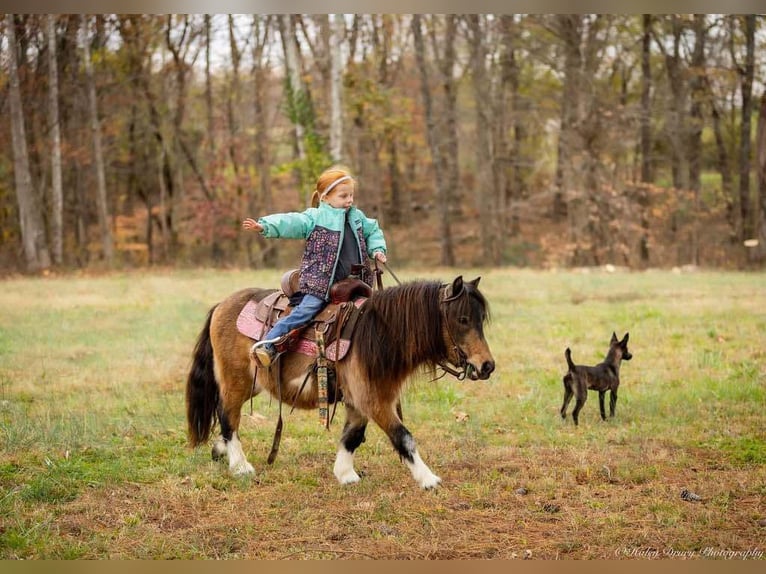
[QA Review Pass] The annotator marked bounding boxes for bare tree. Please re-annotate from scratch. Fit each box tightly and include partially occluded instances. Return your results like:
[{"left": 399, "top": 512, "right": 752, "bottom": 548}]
[
  {"left": 468, "top": 15, "right": 497, "bottom": 265},
  {"left": 329, "top": 13, "right": 344, "bottom": 162},
  {"left": 280, "top": 14, "right": 306, "bottom": 168},
  {"left": 412, "top": 14, "right": 455, "bottom": 266},
  {"left": 250, "top": 15, "right": 276, "bottom": 266},
  {"left": 5, "top": 14, "right": 51, "bottom": 271},
  {"left": 81, "top": 14, "right": 114, "bottom": 264},
  {"left": 654, "top": 15, "right": 689, "bottom": 190},
  {"left": 227, "top": 15, "right": 248, "bottom": 263},
  {"left": 755, "top": 90, "right": 766, "bottom": 262},
  {"left": 640, "top": 15, "right": 653, "bottom": 184},
  {"left": 552, "top": 15, "right": 583, "bottom": 223},
  {"left": 687, "top": 14, "right": 707, "bottom": 265},
  {"left": 733, "top": 14, "right": 756, "bottom": 240},
  {"left": 47, "top": 14, "right": 64, "bottom": 265}
]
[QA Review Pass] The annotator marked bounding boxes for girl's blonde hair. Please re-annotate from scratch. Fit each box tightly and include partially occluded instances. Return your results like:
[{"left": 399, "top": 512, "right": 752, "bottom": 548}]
[{"left": 310, "top": 166, "right": 356, "bottom": 208}]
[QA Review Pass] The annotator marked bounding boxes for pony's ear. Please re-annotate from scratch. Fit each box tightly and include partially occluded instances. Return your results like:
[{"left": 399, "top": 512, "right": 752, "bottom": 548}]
[
  {"left": 622, "top": 332, "right": 629, "bottom": 343},
  {"left": 445, "top": 276, "right": 464, "bottom": 299},
  {"left": 468, "top": 276, "right": 481, "bottom": 288},
  {"left": 611, "top": 332, "right": 618, "bottom": 344}
]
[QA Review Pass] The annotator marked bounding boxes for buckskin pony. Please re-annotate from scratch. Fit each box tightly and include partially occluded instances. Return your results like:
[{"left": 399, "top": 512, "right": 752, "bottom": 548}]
[{"left": 185, "top": 276, "right": 495, "bottom": 489}]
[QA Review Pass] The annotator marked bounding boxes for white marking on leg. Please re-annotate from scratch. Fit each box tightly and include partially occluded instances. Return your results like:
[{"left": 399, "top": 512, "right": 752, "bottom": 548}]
[
  {"left": 401, "top": 434, "right": 441, "bottom": 489},
  {"left": 405, "top": 450, "right": 441, "bottom": 489},
  {"left": 227, "top": 432, "right": 254, "bottom": 475},
  {"left": 333, "top": 447, "right": 361, "bottom": 485}
]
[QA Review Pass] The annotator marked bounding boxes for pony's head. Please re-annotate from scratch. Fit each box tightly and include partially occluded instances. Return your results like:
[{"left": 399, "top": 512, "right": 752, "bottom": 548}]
[{"left": 441, "top": 276, "right": 495, "bottom": 380}]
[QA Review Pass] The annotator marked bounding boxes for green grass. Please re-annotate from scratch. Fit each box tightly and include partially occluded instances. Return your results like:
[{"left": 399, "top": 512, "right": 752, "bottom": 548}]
[{"left": 0, "top": 267, "right": 764, "bottom": 558}]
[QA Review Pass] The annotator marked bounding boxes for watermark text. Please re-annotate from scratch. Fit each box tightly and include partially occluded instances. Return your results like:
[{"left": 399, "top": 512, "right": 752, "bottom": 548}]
[{"left": 615, "top": 547, "right": 763, "bottom": 560}]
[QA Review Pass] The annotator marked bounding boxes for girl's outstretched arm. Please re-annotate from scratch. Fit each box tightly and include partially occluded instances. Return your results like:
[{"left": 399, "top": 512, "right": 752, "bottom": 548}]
[{"left": 242, "top": 218, "right": 263, "bottom": 232}]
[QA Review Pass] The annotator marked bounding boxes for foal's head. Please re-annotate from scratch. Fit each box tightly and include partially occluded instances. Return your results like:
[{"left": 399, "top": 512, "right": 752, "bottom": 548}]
[{"left": 440, "top": 276, "right": 495, "bottom": 380}]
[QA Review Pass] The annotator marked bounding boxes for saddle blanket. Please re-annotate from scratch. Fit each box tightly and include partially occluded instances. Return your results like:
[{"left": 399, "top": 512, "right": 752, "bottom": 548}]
[{"left": 235, "top": 297, "right": 365, "bottom": 361}]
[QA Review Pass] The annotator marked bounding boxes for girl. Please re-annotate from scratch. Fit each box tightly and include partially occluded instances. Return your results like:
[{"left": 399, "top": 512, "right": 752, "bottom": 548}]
[{"left": 242, "top": 166, "right": 387, "bottom": 366}]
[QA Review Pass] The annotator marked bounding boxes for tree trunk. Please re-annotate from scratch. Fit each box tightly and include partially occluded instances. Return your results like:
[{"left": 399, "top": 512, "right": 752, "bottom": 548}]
[
  {"left": 657, "top": 15, "right": 688, "bottom": 190},
  {"left": 554, "top": 15, "right": 583, "bottom": 225},
  {"left": 468, "top": 15, "right": 496, "bottom": 265},
  {"left": 738, "top": 14, "right": 755, "bottom": 240},
  {"left": 329, "top": 13, "right": 344, "bottom": 162},
  {"left": 509, "top": 22, "right": 527, "bottom": 240},
  {"left": 280, "top": 14, "right": 307, "bottom": 185},
  {"left": 554, "top": 15, "right": 586, "bottom": 261},
  {"left": 47, "top": 15, "right": 64, "bottom": 266},
  {"left": 251, "top": 15, "right": 276, "bottom": 266},
  {"left": 440, "top": 15, "right": 459, "bottom": 266},
  {"left": 687, "top": 14, "right": 706, "bottom": 265},
  {"left": 6, "top": 14, "right": 51, "bottom": 271},
  {"left": 754, "top": 90, "right": 766, "bottom": 263},
  {"left": 493, "top": 15, "right": 518, "bottom": 251},
  {"left": 640, "top": 15, "right": 653, "bottom": 184},
  {"left": 707, "top": 77, "right": 736, "bottom": 244},
  {"left": 412, "top": 14, "right": 454, "bottom": 267},
  {"left": 81, "top": 15, "right": 114, "bottom": 264}
]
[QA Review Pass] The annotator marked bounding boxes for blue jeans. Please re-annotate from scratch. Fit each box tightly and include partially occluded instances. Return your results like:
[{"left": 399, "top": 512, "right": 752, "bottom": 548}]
[{"left": 262, "top": 293, "right": 326, "bottom": 345}]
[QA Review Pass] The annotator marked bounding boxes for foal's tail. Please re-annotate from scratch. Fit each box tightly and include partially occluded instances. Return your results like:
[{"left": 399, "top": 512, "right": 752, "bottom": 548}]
[
  {"left": 565, "top": 347, "right": 575, "bottom": 371},
  {"left": 186, "top": 305, "right": 219, "bottom": 447}
]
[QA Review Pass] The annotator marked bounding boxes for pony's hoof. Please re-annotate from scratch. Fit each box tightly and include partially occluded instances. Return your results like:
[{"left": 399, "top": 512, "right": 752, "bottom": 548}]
[
  {"left": 419, "top": 474, "right": 442, "bottom": 490},
  {"left": 335, "top": 469, "right": 361, "bottom": 485},
  {"left": 231, "top": 462, "right": 255, "bottom": 476}
]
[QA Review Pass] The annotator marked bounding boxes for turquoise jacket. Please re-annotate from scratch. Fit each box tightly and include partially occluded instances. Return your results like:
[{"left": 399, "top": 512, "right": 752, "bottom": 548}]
[{"left": 258, "top": 202, "right": 387, "bottom": 300}]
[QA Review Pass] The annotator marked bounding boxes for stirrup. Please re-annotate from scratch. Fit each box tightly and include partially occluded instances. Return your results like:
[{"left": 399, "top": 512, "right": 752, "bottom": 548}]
[{"left": 251, "top": 337, "right": 282, "bottom": 369}]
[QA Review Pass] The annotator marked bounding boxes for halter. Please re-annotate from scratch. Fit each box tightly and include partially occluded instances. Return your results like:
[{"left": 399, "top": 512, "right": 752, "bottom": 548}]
[{"left": 437, "top": 285, "right": 471, "bottom": 381}]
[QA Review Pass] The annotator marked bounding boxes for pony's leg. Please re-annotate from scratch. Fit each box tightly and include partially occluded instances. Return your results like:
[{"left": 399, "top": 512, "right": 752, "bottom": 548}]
[
  {"left": 374, "top": 408, "right": 441, "bottom": 489},
  {"left": 211, "top": 403, "right": 229, "bottom": 461},
  {"left": 333, "top": 405, "right": 368, "bottom": 485},
  {"left": 219, "top": 400, "right": 254, "bottom": 476}
]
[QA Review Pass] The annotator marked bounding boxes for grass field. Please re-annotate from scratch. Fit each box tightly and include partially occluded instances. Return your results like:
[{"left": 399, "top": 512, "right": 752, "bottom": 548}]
[{"left": 0, "top": 267, "right": 764, "bottom": 559}]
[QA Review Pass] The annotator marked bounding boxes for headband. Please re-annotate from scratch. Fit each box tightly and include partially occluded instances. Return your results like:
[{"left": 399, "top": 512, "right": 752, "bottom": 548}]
[{"left": 319, "top": 175, "right": 353, "bottom": 200}]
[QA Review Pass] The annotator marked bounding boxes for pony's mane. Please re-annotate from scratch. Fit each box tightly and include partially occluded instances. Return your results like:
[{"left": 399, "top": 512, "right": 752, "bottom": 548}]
[
  {"left": 354, "top": 280, "right": 445, "bottom": 387},
  {"left": 353, "top": 279, "right": 489, "bottom": 388}
]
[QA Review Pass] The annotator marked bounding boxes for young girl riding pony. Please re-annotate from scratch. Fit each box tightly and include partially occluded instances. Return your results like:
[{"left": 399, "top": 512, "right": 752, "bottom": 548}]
[{"left": 242, "top": 166, "right": 387, "bottom": 366}]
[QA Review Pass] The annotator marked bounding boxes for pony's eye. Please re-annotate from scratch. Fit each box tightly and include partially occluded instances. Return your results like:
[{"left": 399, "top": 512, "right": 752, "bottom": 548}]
[{"left": 458, "top": 316, "right": 470, "bottom": 326}]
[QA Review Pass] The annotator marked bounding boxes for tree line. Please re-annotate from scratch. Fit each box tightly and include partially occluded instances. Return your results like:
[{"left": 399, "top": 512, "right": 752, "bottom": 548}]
[{"left": 1, "top": 14, "right": 765, "bottom": 273}]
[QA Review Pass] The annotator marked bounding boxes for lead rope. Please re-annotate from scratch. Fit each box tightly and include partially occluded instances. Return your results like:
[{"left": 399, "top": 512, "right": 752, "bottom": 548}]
[{"left": 376, "top": 260, "right": 402, "bottom": 287}]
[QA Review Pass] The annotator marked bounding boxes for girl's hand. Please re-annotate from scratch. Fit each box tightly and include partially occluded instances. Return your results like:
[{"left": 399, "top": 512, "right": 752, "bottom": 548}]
[
  {"left": 374, "top": 251, "right": 387, "bottom": 263},
  {"left": 242, "top": 218, "right": 263, "bottom": 232}
]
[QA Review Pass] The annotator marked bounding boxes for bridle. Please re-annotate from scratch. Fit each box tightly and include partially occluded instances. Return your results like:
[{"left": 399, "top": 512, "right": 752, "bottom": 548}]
[{"left": 438, "top": 286, "right": 470, "bottom": 381}]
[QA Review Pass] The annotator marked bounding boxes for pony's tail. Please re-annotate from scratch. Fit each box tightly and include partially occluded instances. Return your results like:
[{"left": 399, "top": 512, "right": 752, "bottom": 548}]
[{"left": 186, "top": 305, "right": 219, "bottom": 447}]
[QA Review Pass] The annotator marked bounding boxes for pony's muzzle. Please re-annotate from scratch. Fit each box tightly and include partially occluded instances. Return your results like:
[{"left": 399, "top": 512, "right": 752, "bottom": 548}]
[{"left": 468, "top": 359, "right": 495, "bottom": 380}]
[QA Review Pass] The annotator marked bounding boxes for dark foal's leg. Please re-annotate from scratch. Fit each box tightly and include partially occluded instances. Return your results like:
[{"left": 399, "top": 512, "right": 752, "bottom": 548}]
[
  {"left": 571, "top": 393, "right": 586, "bottom": 427},
  {"left": 609, "top": 387, "right": 618, "bottom": 418},
  {"left": 333, "top": 404, "right": 368, "bottom": 484},
  {"left": 598, "top": 391, "right": 607, "bottom": 421},
  {"left": 561, "top": 376, "right": 574, "bottom": 420}
]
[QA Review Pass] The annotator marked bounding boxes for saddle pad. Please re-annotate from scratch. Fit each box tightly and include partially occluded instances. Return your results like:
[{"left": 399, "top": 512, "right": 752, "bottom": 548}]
[{"left": 236, "top": 298, "right": 363, "bottom": 361}]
